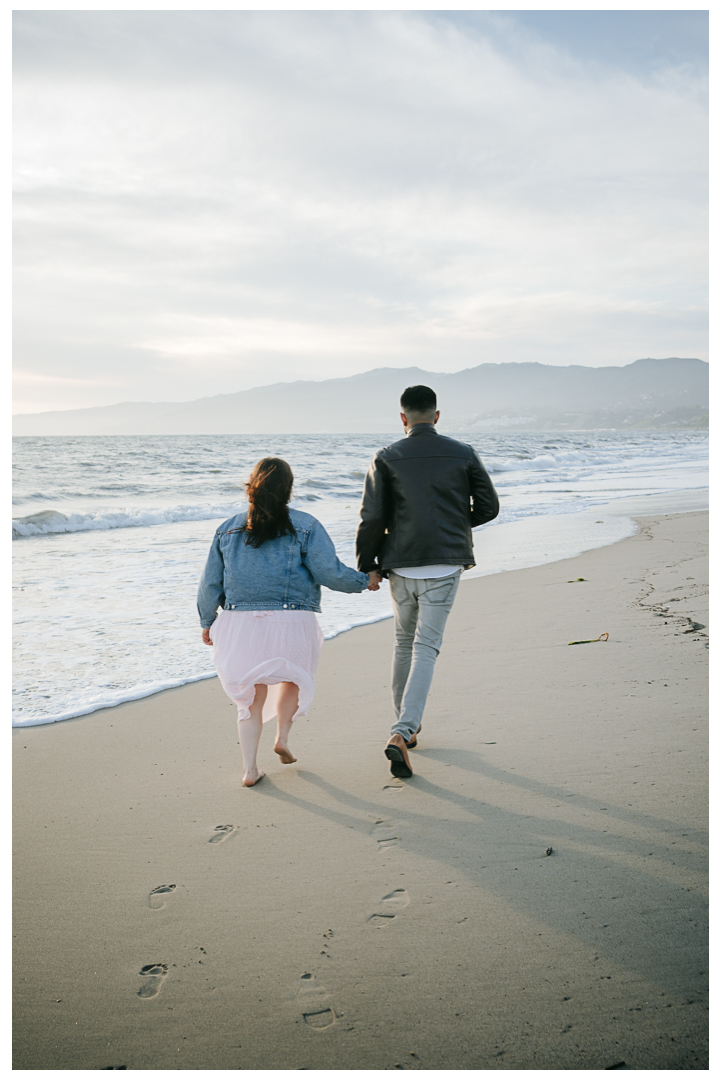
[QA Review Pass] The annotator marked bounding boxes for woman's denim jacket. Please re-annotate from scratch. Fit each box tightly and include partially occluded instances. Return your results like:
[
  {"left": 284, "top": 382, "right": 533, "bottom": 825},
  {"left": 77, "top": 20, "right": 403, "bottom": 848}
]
[{"left": 197, "top": 508, "right": 369, "bottom": 628}]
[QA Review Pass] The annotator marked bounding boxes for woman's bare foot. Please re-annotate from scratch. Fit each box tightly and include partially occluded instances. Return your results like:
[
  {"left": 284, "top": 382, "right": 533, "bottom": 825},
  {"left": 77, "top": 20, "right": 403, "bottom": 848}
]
[
  {"left": 242, "top": 770, "right": 265, "bottom": 787},
  {"left": 273, "top": 743, "right": 297, "bottom": 764}
]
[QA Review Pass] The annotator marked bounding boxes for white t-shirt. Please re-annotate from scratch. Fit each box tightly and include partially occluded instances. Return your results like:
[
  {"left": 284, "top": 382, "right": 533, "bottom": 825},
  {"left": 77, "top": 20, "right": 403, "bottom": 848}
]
[{"left": 392, "top": 564, "right": 462, "bottom": 579}]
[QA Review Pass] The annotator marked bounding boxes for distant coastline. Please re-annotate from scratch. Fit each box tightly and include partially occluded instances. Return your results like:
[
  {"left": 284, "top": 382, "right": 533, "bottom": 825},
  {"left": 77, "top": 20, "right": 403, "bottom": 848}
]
[{"left": 12, "top": 357, "right": 709, "bottom": 436}]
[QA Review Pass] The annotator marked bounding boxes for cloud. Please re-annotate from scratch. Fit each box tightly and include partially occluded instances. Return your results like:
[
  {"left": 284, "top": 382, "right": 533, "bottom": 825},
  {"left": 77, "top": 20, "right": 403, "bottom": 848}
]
[{"left": 13, "top": 11, "right": 708, "bottom": 412}]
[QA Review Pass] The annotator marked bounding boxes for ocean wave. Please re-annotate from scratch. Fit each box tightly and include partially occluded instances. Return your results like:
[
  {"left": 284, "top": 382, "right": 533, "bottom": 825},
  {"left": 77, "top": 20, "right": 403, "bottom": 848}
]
[
  {"left": 11, "top": 492, "right": 354, "bottom": 538},
  {"left": 486, "top": 444, "right": 708, "bottom": 475},
  {"left": 322, "top": 610, "right": 393, "bottom": 640},
  {"left": 490, "top": 454, "right": 561, "bottom": 473},
  {"left": 12, "top": 503, "right": 246, "bottom": 539},
  {"left": 11, "top": 671, "right": 218, "bottom": 727},
  {"left": 488, "top": 451, "right": 606, "bottom": 473}
]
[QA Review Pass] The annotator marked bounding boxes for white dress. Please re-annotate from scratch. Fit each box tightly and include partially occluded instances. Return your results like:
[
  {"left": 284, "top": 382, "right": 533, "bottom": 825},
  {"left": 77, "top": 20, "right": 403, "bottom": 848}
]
[{"left": 209, "top": 609, "right": 324, "bottom": 723}]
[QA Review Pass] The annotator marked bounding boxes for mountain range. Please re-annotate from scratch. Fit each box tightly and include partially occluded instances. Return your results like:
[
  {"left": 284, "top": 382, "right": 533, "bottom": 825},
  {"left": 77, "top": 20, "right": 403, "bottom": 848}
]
[{"left": 12, "top": 357, "right": 708, "bottom": 435}]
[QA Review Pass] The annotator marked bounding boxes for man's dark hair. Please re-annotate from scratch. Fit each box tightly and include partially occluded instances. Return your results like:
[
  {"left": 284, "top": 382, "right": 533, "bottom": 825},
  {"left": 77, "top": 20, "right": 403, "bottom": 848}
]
[{"left": 400, "top": 385, "right": 437, "bottom": 415}]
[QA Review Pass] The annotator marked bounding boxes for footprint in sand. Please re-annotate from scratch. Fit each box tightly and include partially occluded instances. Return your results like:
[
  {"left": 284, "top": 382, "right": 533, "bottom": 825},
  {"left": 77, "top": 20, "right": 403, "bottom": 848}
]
[
  {"left": 137, "top": 963, "right": 168, "bottom": 998},
  {"left": 297, "top": 972, "right": 336, "bottom": 1030},
  {"left": 148, "top": 884, "right": 176, "bottom": 909},
  {"left": 208, "top": 825, "right": 237, "bottom": 844},
  {"left": 367, "top": 888, "right": 409, "bottom": 927},
  {"left": 372, "top": 818, "right": 400, "bottom": 850},
  {"left": 303, "top": 1008, "right": 336, "bottom": 1029},
  {"left": 298, "top": 971, "right": 325, "bottom": 995}
]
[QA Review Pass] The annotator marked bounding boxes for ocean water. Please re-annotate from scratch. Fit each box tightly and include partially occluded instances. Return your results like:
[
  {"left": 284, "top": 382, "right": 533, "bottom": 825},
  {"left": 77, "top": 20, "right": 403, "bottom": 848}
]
[{"left": 12, "top": 431, "right": 708, "bottom": 727}]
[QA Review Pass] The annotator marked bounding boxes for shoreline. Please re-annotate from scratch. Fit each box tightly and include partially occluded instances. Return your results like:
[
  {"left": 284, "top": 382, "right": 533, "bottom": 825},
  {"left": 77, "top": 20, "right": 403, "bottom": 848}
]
[
  {"left": 12, "top": 489, "right": 708, "bottom": 728},
  {"left": 13, "top": 511, "right": 708, "bottom": 1069}
]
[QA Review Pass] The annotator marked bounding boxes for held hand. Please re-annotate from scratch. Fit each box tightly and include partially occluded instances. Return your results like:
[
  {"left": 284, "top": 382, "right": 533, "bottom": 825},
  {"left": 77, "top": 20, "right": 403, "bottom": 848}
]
[
  {"left": 367, "top": 570, "right": 382, "bottom": 592},
  {"left": 201, "top": 628, "right": 212, "bottom": 645}
]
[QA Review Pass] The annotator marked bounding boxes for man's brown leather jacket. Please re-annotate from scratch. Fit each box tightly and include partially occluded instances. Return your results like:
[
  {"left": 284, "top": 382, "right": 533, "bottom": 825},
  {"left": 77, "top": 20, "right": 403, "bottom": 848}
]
[{"left": 356, "top": 424, "right": 499, "bottom": 574}]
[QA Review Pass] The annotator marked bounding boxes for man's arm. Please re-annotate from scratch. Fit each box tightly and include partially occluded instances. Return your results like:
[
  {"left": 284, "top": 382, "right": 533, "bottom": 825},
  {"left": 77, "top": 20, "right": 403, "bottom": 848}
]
[
  {"left": 468, "top": 451, "right": 500, "bottom": 526},
  {"left": 356, "top": 455, "right": 389, "bottom": 573}
]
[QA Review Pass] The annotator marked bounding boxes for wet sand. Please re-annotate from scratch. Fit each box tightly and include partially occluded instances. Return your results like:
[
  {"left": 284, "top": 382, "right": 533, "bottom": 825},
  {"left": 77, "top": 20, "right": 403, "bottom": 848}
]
[{"left": 13, "top": 512, "right": 708, "bottom": 1069}]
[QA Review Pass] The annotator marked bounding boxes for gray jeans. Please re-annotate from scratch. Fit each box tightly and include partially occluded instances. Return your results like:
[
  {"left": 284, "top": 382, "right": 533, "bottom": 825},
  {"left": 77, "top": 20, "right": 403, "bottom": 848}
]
[{"left": 389, "top": 570, "right": 461, "bottom": 741}]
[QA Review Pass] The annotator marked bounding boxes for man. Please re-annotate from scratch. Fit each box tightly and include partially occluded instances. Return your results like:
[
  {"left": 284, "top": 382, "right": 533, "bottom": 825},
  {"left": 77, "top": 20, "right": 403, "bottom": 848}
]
[{"left": 356, "top": 385, "right": 499, "bottom": 778}]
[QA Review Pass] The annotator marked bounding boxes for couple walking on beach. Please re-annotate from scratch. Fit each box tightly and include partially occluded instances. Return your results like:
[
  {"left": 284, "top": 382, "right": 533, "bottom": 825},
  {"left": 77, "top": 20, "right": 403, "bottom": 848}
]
[{"left": 198, "top": 385, "right": 499, "bottom": 786}]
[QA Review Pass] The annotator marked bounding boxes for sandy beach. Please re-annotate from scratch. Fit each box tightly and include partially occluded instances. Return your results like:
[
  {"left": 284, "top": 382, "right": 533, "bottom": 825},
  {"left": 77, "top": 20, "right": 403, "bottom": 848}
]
[{"left": 13, "top": 511, "right": 708, "bottom": 1070}]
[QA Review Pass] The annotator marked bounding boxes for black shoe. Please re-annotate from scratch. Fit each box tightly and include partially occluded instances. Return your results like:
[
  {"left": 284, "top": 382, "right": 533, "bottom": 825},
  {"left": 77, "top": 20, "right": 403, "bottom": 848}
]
[
  {"left": 405, "top": 723, "right": 422, "bottom": 750},
  {"left": 385, "top": 736, "right": 413, "bottom": 778}
]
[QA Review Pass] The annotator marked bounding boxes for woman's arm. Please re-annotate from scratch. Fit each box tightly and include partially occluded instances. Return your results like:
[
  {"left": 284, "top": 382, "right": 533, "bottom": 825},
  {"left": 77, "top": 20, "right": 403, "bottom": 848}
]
[
  {"left": 197, "top": 531, "right": 226, "bottom": 628},
  {"left": 303, "top": 520, "right": 374, "bottom": 593}
]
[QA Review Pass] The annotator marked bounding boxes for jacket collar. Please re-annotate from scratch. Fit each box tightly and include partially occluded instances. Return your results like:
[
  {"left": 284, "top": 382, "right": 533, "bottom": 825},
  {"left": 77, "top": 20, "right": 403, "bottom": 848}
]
[{"left": 406, "top": 423, "right": 438, "bottom": 438}]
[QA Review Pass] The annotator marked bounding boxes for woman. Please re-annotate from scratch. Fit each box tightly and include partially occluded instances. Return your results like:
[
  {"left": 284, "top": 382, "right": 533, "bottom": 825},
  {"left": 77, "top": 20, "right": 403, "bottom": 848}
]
[{"left": 198, "top": 457, "right": 380, "bottom": 786}]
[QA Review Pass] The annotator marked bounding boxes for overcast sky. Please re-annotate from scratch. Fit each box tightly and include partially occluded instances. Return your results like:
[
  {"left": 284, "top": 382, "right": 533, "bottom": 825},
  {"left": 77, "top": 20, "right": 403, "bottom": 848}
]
[{"left": 13, "top": 9, "right": 708, "bottom": 414}]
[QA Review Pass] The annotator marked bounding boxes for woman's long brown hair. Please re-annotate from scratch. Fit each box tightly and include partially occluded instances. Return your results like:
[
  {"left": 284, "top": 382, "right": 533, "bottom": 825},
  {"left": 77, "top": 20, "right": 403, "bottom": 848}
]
[{"left": 243, "top": 457, "right": 296, "bottom": 548}]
